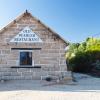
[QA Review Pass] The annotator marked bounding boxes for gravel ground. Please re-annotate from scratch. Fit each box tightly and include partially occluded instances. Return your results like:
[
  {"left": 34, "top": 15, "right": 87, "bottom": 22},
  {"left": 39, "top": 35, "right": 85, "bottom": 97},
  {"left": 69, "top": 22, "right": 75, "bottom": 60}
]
[{"left": 0, "top": 73, "right": 100, "bottom": 100}]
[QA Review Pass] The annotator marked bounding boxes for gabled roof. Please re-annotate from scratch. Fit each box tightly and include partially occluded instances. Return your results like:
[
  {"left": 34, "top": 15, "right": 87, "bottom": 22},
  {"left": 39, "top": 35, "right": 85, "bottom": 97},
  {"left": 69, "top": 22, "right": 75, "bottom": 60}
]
[{"left": 0, "top": 10, "right": 69, "bottom": 45}]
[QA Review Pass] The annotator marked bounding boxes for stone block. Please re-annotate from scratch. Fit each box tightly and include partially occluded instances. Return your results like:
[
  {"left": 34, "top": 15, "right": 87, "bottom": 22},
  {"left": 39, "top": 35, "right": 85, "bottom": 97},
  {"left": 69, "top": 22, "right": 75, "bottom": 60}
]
[
  {"left": 48, "top": 49, "right": 59, "bottom": 53},
  {"left": 24, "top": 76, "right": 33, "bottom": 80},
  {"left": 17, "top": 68, "right": 31, "bottom": 72},
  {"left": 10, "top": 72, "right": 21, "bottom": 76},
  {"left": 60, "top": 65, "right": 67, "bottom": 71},
  {"left": 30, "top": 68, "right": 41, "bottom": 72},
  {"left": 21, "top": 72, "right": 33, "bottom": 76},
  {"left": 0, "top": 60, "right": 7, "bottom": 64},
  {"left": 7, "top": 60, "right": 16, "bottom": 65}
]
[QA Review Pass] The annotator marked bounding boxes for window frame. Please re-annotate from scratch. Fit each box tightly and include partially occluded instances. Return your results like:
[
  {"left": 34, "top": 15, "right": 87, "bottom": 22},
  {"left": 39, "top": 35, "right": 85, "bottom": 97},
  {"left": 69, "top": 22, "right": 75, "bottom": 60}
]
[{"left": 19, "top": 50, "right": 34, "bottom": 66}]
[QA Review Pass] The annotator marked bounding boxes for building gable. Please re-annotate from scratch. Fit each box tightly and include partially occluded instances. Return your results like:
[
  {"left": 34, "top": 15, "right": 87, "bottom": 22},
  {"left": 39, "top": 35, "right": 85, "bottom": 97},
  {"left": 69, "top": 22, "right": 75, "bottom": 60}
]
[{"left": 0, "top": 10, "right": 69, "bottom": 46}]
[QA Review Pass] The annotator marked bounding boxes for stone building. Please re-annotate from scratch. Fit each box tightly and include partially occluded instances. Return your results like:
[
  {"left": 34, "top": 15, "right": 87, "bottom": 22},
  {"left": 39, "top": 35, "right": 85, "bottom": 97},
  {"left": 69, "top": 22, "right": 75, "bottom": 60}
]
[{"left": 0, "top": 10, "right": 71, "bottom": 80}]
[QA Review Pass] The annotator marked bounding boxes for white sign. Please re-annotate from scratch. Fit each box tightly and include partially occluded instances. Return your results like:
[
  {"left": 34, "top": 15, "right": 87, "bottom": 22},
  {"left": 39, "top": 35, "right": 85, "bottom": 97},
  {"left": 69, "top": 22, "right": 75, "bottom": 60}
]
[{"left": 10, "top": 27, "right": 43, "bottom": 43}]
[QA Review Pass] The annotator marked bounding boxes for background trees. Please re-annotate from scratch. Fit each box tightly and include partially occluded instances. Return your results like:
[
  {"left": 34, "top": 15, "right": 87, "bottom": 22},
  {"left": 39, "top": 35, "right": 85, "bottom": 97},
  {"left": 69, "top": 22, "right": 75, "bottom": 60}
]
[{"left": 66, "top": 38, "right": 100, "bottom": 76}]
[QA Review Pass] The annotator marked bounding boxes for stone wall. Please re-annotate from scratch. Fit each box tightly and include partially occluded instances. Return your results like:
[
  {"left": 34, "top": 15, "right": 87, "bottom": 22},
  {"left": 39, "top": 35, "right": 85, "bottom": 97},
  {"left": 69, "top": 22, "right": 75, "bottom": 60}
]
[{"left": 0, "top": 12, "right": 72, "bottom": 80}]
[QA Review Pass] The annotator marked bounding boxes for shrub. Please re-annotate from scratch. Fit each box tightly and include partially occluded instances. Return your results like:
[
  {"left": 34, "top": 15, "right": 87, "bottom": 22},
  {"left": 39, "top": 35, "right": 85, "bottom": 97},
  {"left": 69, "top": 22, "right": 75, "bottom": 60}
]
[
  {"left": 66, "top": 38, "right": 100, "bottom": 74},
  {"left": 69, "top": 51, "right": 93, "bottom": 73},
  {"left": 92, "top": 60, "right": 100, "bottom": 70}
]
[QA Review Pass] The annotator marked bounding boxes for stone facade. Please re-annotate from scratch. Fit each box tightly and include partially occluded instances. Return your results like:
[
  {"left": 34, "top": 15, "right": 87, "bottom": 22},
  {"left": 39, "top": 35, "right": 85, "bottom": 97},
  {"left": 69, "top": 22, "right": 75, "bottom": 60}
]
[{"left": 0, "top": 11, "right": 72, "bottom": 80}]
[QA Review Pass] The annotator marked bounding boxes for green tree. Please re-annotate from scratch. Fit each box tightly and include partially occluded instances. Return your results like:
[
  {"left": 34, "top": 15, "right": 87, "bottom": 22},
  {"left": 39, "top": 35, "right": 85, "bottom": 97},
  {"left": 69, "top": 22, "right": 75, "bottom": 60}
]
[{"left": 66, "top": 37, "right": 100, "bottom": 75}]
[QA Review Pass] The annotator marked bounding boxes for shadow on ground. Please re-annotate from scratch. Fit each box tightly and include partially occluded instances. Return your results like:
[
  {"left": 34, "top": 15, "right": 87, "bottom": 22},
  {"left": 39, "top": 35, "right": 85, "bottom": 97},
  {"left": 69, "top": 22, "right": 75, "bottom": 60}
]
[
  {"left": 0, "top": 80, "right": 99, "bottom": 92},
  {"left": 0, "top": 73, "right": 100, "bottom": 92}
]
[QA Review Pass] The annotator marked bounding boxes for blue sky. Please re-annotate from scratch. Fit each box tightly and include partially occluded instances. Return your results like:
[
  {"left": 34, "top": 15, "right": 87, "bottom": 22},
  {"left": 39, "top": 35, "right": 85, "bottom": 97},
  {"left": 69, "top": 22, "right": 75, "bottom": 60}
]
[{"left": 0, "top": 0, "right": 100, "bottom": 43}]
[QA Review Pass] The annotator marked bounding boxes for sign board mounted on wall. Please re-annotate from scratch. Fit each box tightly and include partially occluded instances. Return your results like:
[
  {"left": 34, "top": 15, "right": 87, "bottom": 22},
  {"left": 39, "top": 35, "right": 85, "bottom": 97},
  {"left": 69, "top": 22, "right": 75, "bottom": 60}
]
[{"left": 10, "top": 26, "right": 43, "bottom": 43}]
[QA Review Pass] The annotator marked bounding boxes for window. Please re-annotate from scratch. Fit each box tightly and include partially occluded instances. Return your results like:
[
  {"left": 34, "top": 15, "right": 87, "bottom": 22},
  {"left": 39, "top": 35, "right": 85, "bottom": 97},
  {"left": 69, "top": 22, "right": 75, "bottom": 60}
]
[{"left": 20, "top": 52, "right": 32, "bottom": 66}]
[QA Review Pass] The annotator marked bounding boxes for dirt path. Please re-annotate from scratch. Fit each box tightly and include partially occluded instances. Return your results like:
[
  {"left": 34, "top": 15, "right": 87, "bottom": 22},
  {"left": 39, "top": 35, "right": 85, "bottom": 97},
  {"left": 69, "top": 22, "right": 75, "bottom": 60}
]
[{"left": 0, "top": 73, "right": 100, "bottom": 100}]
